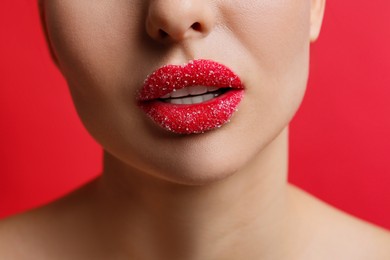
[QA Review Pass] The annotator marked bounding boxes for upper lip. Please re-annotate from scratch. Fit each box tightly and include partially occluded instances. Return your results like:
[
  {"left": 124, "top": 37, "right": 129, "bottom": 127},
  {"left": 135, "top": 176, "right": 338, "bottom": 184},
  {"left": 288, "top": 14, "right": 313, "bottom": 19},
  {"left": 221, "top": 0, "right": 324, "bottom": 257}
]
[{"left": 137, "top": 59, "right": 244, "bottom": 101}]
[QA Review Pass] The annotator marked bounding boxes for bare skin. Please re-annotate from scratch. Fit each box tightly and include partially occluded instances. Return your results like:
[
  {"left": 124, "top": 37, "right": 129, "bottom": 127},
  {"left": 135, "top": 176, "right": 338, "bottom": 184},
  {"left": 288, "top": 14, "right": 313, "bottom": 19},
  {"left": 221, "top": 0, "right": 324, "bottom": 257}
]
[
  {"left": 1, "top": 130, "right": 389, "bottom": 259},
  {"left": 1, "top": 0, "right": 390, "bottom": 259}
]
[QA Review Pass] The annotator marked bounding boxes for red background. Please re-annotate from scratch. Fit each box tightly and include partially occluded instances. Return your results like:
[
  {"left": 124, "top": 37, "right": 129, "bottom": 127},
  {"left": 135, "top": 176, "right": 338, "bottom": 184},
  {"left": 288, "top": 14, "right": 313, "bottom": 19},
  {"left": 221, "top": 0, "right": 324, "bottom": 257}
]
[{"left": 1, "top": 1, "right": 390, "bottom": 230}]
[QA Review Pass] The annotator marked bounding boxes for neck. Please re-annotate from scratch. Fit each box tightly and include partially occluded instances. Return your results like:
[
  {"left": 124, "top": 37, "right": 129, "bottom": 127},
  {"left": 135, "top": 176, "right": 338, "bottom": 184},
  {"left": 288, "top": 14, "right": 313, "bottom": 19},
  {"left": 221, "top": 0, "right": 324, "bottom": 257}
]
[{"left": 96, "top": 127, "right": 294, "bottom": 259}]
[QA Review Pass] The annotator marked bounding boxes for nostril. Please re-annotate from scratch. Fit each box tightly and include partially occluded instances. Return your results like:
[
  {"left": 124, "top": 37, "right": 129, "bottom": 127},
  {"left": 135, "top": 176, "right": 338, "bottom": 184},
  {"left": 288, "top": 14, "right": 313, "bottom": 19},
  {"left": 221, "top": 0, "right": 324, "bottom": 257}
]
[
  {"left": 191, "top": 22, "right": 202, "bottom": 32},
  {"left": 157, "top": 23, "right": 201, "bottom": 40},
  {"left": 158, "top": 29, "right": 169, "bottom": 38}
]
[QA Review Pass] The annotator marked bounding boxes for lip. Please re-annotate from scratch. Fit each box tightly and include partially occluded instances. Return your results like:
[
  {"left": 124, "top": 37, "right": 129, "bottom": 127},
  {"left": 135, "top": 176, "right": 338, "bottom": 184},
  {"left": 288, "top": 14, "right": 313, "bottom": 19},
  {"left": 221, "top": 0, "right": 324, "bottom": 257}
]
[{"left": 137, "top": 59, "right": 245, "bottom": 134}]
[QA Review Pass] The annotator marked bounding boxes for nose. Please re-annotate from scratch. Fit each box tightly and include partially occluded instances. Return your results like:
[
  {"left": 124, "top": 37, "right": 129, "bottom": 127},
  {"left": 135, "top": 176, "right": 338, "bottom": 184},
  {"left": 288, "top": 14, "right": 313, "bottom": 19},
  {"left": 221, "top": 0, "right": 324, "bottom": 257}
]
[{"left": 145, "top": 0, "right": 215, "bottom": 43}]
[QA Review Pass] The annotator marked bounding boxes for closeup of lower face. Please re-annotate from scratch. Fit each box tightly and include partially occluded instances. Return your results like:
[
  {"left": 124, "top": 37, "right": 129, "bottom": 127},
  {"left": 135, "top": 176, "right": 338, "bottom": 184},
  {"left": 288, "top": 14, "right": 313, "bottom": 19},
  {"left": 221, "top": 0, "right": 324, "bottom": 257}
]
[{"left": 41, "top": 0, "right": 318, "bottom": 185}]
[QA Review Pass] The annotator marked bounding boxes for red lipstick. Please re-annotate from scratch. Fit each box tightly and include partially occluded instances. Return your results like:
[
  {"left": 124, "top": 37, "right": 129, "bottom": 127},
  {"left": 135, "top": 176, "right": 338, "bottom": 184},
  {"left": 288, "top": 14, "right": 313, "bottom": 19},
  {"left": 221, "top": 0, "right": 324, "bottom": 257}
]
[{"left": 137, "top": 59, "right": 244, "bottom": 134}]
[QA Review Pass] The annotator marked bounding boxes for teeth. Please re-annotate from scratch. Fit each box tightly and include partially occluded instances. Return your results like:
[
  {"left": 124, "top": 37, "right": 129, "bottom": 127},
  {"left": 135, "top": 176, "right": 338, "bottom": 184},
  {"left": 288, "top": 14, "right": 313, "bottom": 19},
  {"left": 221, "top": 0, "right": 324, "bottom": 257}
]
[
  {"left": 170, "top": 87, "right": 189, "bottom": 98},
  {"left": 165, "top": 93, "right": 217, "bottom": 105},
  {"left": 188, "top": 86, "right": 207, "bottom": 96},
  {"left": 171, "top": 99, "right": 183, "bottom": 105},
  {"left": 161, "top": 93, "right": 171, "bottom": 99},
  {"left": 182, "top": 97, "right": 192, "bottom": 105},
  {"left": 191, "top": 95, "right": 204, "bottom": 104},
  {"left": 161, "top": 86, "right": 220, "bottom": 99},
  {"left": 202, "top": 93, "right": 215, "bottom": 102},
  {"left": 207, "top": 86, "right": 219, "bottom": 92}
]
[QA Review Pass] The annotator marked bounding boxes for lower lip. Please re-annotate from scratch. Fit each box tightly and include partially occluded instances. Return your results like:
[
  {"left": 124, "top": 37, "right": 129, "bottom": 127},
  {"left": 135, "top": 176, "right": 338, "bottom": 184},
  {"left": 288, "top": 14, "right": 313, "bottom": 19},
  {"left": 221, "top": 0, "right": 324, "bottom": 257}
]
[{"left": 138, "top": 89, "right": 244, "bottom": 134}]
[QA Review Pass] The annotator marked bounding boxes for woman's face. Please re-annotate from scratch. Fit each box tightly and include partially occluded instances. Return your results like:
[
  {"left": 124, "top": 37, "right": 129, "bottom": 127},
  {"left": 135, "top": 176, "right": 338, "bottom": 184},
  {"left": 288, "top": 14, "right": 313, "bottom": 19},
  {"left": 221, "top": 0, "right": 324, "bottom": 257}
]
[{"left": 41, "top": 0, "right": 324, "bottom": 185}]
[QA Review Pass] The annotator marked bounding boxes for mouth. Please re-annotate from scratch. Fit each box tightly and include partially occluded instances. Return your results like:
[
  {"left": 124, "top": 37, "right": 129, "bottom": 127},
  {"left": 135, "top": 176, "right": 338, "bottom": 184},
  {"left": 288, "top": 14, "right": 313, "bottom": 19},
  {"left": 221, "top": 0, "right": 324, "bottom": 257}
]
[
  {"left": 137, "top": 59, "right": 245, "bottom": 134},
  {"left": 159, "top": 86, "right": 229, "bottom": 104}
]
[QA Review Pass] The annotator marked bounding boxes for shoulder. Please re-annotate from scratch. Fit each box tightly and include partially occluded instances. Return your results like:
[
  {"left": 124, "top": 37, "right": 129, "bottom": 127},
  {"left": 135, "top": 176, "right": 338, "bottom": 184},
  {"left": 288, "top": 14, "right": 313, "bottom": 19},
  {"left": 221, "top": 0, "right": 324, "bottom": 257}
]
[
  {"left": 0, "top": 183, "right": 106, "bottom": 259},
  {"left": 289, "top": 184, "right": 390, "bottom": 260},
  {"left": 315, "top": 212, "right": 390, "bottom": 259},
  {"left": 0, "top": 209, "right": 50, "bottom": 259}
]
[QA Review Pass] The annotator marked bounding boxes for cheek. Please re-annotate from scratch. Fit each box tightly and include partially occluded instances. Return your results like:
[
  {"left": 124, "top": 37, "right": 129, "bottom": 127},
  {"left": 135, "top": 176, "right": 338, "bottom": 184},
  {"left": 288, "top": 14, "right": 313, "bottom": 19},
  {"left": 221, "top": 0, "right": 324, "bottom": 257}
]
[
  {"left": 221, "top": 0, "right": 311, "bottom": 149},
  {"left": 44, "top": 1, "right": 150, "bottom": 153},
  {"left": 44, "top": 1, "right": 148, "bottom": 131},
  {"left": 231, "top": 0, "right": 311, "bottom": 111},
  {"left": 45, "top": 1, "right": 144, "bottom": 99},
  {"left": 224, "top": 0, "right": 311, "bottom": 63}
]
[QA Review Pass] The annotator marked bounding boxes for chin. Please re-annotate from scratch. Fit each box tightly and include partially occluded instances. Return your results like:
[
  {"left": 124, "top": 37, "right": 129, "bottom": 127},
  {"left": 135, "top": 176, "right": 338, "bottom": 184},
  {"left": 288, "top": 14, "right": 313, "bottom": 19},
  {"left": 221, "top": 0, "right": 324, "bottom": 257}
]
[
  {"left": 151, "top": 157, "right": 241, "bottom": 186},
  {"left": 103, "top": 125, "right": 255, "bottom": 187},
  {"left": 156, "top": 138, "right": 267, "bottom": 186}
]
